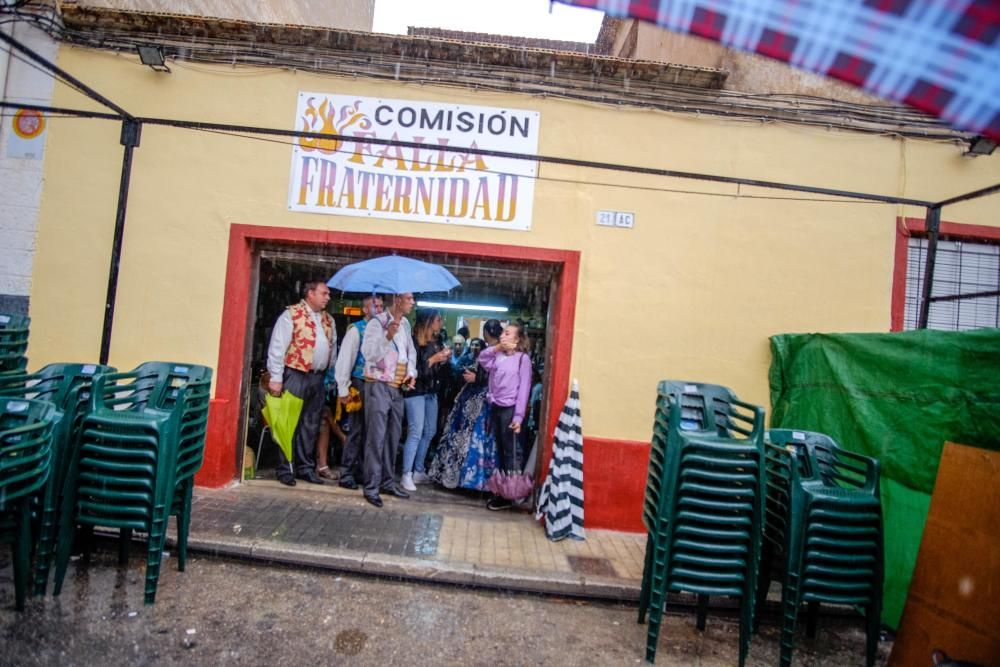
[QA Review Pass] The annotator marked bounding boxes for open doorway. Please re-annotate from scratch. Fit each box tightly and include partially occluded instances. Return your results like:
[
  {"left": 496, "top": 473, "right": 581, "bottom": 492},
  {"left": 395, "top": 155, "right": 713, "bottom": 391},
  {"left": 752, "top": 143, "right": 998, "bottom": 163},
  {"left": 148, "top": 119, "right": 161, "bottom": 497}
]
[{"left": 240, "top": 241, "right": 559, "bottom": 506}]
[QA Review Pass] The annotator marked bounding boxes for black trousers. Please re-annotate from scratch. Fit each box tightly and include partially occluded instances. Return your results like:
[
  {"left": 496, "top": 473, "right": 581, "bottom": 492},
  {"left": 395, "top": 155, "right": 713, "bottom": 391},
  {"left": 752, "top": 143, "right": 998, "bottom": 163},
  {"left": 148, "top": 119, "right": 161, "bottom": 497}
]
[
  {"left": 490, "top": 404, "right": 518, "bottom": 473},
  {"left": 277, "top": 367, "right": 325, "bottom": 480},
  {"left": 339, "top": 376, "right": 366, "bottom": 483}
]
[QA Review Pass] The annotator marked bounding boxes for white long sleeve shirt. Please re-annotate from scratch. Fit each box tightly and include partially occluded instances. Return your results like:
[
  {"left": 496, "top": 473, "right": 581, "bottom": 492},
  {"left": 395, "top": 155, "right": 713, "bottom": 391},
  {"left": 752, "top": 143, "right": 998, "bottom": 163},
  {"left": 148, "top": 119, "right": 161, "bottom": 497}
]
[
  {"left": 334, "top": 322, "right": 363, "bottom": 397},
  {"left": 361, "top": 311, "right": 417, "bottom": 381},
  {"left": 265, "top": 308, "right": 336, "bottom": 383}
]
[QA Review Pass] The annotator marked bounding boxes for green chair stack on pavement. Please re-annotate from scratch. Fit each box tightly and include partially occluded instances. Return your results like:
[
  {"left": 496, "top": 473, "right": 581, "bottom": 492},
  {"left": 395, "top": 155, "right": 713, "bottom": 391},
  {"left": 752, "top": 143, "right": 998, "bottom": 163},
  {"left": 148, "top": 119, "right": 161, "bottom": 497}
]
[
  {"left": 639, "top": 381, "right": 766, "bottom": 665},
  {"left": 758, "top": 429, "right": 883, "bottom": 667},
  {"left": 0, "top": 314, "right": 30, "bottom": 375},
  {"left": 52, "top": 362, "right": 213, "bottom": 604},
  {"left": 0, "top": 398, "right": 57, "bottom": 610},
  {"left": 0, "top": 363, "right": 116, "bottom": 596},
  {"left": 162, "top": 371, "right": 212, "bottom": 572}
]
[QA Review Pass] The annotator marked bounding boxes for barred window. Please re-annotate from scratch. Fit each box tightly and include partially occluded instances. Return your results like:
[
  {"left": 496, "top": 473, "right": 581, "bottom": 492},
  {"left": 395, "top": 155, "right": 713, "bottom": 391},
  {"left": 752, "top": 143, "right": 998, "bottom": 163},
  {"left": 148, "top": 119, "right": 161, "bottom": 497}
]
[{"left": 903, "top": 237, "right": 1000, "bottom": 331}]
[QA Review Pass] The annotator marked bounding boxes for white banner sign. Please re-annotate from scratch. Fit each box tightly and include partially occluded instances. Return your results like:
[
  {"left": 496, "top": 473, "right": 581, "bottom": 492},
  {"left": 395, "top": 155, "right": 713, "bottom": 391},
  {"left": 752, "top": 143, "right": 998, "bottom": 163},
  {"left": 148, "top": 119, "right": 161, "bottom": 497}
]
[{"left": 288, "top": 93, "right": 539, "bottom": 231}]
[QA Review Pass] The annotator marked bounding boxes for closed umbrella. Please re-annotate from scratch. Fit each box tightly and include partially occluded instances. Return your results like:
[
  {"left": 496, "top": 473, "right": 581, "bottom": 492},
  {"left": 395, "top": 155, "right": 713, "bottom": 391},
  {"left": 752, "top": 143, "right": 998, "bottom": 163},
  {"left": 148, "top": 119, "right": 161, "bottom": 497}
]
[
  {"left": 262, "top": 391, "right": 303, "bottom": 479},
  {"left": 535, "top": 380, "right": 585, "bottom": 542}
]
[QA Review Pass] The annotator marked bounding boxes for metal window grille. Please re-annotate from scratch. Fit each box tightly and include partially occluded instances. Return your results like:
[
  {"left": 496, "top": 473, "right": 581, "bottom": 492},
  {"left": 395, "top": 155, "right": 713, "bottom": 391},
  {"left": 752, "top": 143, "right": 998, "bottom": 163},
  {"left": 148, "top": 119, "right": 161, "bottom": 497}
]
[{"left": 903, "top": 237, "right": 1000, "bottom": 331}]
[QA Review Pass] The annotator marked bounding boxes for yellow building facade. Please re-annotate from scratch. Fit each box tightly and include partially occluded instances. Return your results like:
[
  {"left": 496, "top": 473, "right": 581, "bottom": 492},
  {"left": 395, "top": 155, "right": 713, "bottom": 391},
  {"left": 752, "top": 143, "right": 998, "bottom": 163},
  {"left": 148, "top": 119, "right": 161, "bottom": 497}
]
[{"left": 25, "top": 27, "right": 1000, "bottom": 530}]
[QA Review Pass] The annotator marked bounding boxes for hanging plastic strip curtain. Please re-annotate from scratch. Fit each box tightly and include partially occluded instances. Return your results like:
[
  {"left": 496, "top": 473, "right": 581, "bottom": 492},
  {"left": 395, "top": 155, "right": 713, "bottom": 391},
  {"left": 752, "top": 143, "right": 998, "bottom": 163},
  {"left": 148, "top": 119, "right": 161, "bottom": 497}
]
[{"left": 554, "top": 0, "right": 1000, "bottom": 141}]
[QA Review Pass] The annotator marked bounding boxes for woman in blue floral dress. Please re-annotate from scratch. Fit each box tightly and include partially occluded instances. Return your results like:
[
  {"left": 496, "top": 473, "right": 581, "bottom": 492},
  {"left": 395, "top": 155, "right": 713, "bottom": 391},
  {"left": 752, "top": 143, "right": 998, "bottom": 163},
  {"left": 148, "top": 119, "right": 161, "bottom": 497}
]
[{"left": 429, "top": 320, "right": 503, "bottom": 490}]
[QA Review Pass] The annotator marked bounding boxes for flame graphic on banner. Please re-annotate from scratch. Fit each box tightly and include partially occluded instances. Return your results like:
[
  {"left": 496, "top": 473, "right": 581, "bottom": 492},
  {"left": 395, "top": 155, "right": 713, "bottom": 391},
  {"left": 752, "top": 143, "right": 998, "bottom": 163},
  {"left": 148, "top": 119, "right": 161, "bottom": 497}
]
[{"left": 298, "top": 98, "right": 372, "bottom": 154}]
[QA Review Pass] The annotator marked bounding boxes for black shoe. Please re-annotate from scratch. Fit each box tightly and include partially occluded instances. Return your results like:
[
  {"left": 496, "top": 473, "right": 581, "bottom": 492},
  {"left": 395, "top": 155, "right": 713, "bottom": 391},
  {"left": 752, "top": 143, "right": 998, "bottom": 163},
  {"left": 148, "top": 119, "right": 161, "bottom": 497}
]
[
  {"left": 486, "top": 496, "right": 512, "bottom": 511},
  {"left": 297, "top": 472, "right": 325, "bottom": 485},
  {"left": 338, "top": 477, "right": 358, "bottom": 490},
  {"left": 364, "top": 494, "right": 383, "bottom": 508},
  {"left": 382, "top": 485, "right": 410, "bottom": 499},
  {"left": 277, "top": 477, "right": 297, "bottom": 487}
]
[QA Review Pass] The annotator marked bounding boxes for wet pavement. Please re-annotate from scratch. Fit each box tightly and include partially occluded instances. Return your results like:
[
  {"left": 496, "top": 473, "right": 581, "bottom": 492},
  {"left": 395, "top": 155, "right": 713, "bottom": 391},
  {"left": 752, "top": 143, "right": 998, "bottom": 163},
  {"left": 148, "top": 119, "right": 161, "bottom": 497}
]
[
  {"left": 0, "top": 549, "right": 890, "bottom": 666},
  {"left": 177, "top": 481, "right": 646, "bottom": 600},
  {"left": 0, "top": 481, "right": 892, "bottom": 665}
]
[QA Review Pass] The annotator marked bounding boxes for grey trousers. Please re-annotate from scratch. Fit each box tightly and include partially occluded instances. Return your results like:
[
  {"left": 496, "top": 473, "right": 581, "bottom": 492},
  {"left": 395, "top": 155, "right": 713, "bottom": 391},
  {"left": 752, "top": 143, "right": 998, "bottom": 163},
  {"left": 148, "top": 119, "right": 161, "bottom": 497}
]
[
  {"left": 339, "top": 376, "right": 366, "bottom": 483},
  {"left": 363, "top": 380, "right": 403, "bottom": 497}
]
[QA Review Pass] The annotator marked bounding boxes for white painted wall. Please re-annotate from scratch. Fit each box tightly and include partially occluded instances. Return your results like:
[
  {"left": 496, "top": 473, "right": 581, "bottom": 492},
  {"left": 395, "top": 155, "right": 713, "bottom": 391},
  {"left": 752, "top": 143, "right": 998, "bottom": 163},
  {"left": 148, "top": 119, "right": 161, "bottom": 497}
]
[{"left": 0, "top": 20, "right": 57, "bottom": 314}]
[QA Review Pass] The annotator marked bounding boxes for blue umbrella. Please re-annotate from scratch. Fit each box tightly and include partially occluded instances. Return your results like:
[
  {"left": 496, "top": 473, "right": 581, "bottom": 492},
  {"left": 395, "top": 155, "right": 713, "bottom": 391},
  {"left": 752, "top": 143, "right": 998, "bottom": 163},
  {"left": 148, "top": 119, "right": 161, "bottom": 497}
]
[{"left": 327, "top": 255, "right": 460, "bottom": 294}]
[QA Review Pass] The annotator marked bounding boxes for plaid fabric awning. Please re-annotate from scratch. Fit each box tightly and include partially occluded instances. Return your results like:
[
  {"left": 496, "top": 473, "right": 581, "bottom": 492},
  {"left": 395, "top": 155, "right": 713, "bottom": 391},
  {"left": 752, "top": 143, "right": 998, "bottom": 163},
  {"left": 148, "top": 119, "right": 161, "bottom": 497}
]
[{"left": 555, "top": 0, "right": 1000, "bottom": 141}]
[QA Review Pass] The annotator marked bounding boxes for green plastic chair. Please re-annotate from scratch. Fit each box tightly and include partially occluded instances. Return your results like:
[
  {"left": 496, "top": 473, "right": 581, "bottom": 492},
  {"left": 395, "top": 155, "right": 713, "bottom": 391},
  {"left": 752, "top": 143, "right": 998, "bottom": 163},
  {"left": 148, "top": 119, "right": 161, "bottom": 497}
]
[
  {"left": 759, "top": 429, "right": 883, "bottom": 667},
  {"left": 0, "top": 314, "right": 30, "bottom": 376},
  {"left": 639, "top": 381, "right": 766, "bottom": 665},
  {"left": 52, "top": 362, "right": 212, "bottom": 604},
  {"left": 0, "top": 397, "right": 56, "bottom": 610},
  {"left": 0, "top": 363, "right": 116, "bottom": 596}
]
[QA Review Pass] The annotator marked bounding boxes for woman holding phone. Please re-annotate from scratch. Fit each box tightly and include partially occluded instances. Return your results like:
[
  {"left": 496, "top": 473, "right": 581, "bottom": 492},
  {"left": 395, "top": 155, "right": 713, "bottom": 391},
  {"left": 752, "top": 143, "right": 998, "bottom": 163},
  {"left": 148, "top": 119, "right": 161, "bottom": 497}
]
[{"left": 401, "top": 308, "right": 451, "bottom": 491}]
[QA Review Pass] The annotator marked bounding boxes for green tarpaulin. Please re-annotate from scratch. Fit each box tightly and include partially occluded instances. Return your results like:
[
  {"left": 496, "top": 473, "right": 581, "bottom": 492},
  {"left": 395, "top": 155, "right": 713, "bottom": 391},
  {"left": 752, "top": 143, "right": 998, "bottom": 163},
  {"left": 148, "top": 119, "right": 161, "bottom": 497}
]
[{"left": 768, "top": 328, "right": 1000, "bottom": 628}]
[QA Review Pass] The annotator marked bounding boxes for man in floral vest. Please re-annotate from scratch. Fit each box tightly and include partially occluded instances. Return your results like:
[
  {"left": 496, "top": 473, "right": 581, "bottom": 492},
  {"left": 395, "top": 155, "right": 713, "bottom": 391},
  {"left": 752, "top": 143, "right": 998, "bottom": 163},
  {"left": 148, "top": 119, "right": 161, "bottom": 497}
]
[{"left": 266, "top": 280, "right": 337, "bottom": 486}]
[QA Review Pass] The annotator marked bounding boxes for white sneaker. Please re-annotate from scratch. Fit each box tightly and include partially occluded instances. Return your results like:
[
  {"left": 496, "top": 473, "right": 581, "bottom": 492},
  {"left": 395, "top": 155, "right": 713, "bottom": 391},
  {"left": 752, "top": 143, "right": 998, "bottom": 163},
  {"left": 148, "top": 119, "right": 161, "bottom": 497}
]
[
  {"left": 412, "top": 471, "right": 431, "bottom": 484},
  {"left": 401, "top": 473, "right": 417, "bottom": 491}
]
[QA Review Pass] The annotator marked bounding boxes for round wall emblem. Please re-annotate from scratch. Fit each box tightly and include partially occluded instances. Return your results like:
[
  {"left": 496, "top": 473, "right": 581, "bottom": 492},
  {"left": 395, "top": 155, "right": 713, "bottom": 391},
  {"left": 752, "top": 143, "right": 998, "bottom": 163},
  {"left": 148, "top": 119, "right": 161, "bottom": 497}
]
[{"left": 12, "top": 109, "right": 45, "bottom": 140}]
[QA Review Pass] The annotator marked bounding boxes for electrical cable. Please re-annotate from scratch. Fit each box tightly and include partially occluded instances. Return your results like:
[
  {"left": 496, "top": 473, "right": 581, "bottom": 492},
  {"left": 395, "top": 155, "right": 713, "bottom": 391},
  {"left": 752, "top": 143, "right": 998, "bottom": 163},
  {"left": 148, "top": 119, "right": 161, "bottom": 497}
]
[{"left": 177, "top": 124, "right": 906, "bottom": 205}]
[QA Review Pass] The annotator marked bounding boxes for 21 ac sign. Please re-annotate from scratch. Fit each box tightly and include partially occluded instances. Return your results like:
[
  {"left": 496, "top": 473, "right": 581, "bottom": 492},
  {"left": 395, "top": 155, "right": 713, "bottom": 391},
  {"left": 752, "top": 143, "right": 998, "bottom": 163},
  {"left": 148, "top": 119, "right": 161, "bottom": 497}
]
[{"left": 288, "top": 93, "right": 540, "bottom": 231}]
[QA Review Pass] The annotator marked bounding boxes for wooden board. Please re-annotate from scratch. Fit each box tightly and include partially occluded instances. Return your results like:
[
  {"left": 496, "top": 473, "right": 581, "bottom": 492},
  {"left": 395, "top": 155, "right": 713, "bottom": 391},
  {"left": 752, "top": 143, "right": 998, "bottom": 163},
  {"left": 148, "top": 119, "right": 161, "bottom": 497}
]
[{"left": 888, "top": 442, "right": 1000, "bottom": 667}]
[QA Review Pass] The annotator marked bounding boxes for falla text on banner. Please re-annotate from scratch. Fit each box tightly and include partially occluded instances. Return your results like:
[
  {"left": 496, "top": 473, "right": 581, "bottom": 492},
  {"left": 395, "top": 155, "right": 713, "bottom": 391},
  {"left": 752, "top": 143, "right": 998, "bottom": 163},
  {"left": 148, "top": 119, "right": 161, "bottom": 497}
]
[{"left": 288, "top": 94, "right": 541, "bottom": 231}]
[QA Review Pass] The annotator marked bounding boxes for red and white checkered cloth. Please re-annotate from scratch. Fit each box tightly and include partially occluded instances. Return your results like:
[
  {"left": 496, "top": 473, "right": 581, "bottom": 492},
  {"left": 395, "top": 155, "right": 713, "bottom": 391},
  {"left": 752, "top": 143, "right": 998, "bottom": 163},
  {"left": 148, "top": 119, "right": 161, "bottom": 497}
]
[{"left": 556, "top": 0, "right": 1000, "bottom": 140}]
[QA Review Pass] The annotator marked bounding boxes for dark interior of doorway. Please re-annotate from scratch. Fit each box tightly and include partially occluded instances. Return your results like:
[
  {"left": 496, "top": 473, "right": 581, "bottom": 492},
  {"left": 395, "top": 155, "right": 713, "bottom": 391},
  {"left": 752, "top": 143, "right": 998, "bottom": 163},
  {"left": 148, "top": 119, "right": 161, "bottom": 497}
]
[{"left": 243, "top": 243, "right": 555, "bottom": 487}]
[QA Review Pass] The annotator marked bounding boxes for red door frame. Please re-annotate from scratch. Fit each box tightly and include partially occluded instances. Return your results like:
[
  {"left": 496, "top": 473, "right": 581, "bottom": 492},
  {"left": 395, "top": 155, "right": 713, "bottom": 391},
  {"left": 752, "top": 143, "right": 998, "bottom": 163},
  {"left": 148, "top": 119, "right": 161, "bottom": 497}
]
[
  {"left": 196, "top": 223, "right": 580, "bottom": 487},
  {"left": 890, "top": 216, "right": 1000, "bottom": 331}
]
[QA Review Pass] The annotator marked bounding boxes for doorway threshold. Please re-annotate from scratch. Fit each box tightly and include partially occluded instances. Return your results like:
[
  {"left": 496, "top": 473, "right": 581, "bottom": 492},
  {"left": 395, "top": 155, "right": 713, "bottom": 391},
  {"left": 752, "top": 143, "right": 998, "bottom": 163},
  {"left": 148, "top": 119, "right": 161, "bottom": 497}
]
[{"left": 170, "top": 483, "right": 644, "bottom": 601}]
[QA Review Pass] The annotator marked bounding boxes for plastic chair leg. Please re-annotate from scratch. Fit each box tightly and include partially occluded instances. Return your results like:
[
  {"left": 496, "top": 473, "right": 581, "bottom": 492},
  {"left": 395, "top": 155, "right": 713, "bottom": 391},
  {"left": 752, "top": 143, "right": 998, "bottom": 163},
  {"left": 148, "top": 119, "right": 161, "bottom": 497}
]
[
  {"left": 753, "top": 546, "right": 774, "bottom": 633},
  {"left": 865, "top": 603, "right": 879, "bottom": 667},
  {"left": 696, "top": 594, "right": 709, "bottom": 631},
  {"left": 176, "top": 481, "right": 193, "bottom": 572},
  {"left": 80, "top": 524, "right": 95, "bottom": 564},
  {"left": 739, "top": 593, "right": 753, "bottom": 667},
  {"left": 118, "top": 528, "right": 132, "bottom": 565},
  {"left": 51, "top": 480, "right": 80, "bottom": 597},
  {"left": 143, "top": 509, "right": 170, "bottom": 605},
  {"left": 644, "top": 543, "right": 671, "bottom": 663},
  {"left": 13, "top": 502, "right": 32, "bottom": 611},
  {"left": 805, "top": 600, "right": 819, "bottom": 638},
  {"left": 31, "top": 506, "right": 57, "bottom": 597},
  {"left": 638, "top": 537, "right": 653, "bottom": 624}
]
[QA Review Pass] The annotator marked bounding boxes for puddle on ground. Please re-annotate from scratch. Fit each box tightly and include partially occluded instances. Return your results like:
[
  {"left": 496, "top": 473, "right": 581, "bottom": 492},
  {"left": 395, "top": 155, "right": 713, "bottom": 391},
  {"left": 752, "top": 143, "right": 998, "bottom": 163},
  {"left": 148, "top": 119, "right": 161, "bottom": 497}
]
[{"left": 335, "top": 628, "right": 368, "bottom": 655}]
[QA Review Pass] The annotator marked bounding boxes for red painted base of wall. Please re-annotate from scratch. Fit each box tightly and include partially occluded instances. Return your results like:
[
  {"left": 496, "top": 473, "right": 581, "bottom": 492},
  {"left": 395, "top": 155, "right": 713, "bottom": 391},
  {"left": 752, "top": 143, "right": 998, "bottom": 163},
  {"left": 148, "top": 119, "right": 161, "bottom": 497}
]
[
  {"left": 582, "top": 437, "right": 649, "bottom": 533},
  {"left": 196, "top": 399, "right": 238, "bottom": 487}
]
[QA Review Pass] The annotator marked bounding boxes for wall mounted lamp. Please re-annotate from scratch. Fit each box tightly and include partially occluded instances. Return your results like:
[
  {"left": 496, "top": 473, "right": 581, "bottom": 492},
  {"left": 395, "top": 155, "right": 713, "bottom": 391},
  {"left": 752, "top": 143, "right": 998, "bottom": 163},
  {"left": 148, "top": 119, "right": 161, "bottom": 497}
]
[
  {"left": 965, "top": 135, "right": 996, "bottom": 157},
  {"left": 136, "top": 45, "right": 171, "bottom": 73}
]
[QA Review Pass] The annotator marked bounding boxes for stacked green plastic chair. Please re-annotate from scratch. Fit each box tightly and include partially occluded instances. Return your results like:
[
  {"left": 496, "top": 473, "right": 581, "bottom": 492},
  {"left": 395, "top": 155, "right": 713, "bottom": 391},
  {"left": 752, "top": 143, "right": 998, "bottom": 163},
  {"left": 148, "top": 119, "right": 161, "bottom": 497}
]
[
  {"left": 0, "top": 314, "right": 30, "bottom": 375},
  {"left": 52, "top": 362, "right": 212, "bottom": 604},
  {"left": 758, "top": 429, "right": 883, "bottom": 667},
  {"left": 639, "top": 381, "right": 766, "bottom": 665},
  {"left": 162, "top": 370, "right": 212, "bottom": 572},
  {"left": 0, "top": 363, "right": 116, "bottom": 595},
  {"left": 0, "top": 398, "right": 56, "bottom": 610}
]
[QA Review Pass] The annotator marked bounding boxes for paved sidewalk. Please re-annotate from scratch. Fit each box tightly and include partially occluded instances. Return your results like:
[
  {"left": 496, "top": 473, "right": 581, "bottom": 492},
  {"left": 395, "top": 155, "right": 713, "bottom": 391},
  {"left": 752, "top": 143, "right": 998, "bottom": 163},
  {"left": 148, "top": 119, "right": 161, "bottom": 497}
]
[{"left": 170, "top": 481, "right": 647, "bottom": 600}]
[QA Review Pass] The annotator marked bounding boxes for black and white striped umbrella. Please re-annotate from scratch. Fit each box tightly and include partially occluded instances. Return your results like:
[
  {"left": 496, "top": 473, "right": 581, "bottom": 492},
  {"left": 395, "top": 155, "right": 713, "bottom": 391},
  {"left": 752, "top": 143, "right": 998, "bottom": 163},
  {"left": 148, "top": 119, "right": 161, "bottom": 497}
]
[{"left": 535, "top": 380, "right": 585, "bottom": 541}]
